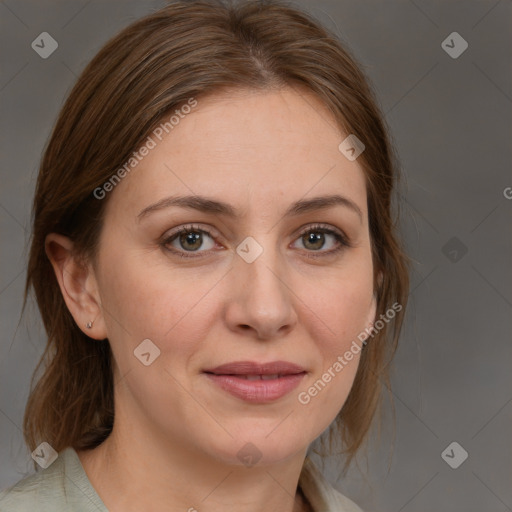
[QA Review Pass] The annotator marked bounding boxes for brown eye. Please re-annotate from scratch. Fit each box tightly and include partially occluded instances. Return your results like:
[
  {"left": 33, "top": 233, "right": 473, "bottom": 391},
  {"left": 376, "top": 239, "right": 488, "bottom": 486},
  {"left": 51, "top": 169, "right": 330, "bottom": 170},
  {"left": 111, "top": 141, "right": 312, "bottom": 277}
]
[
  {"left": 302, "top": 232, "right": 326, "bottom": 250},
  {"left": 165, "top": 228, "right": 216, "bottom": 254},
  {"left": 292, "top": 227, "right": 347, "bottom": 253},
  {"left": 178, "top": 231, "right": 203, "bottom": 251}
]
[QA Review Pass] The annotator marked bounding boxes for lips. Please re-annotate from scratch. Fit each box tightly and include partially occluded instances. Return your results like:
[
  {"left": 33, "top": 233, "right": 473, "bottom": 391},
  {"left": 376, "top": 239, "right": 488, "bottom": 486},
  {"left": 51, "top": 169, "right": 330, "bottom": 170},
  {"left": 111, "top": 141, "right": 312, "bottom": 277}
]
[
  {"left": 238, "top": 374, "right": 282, "bottom": 380},
  {"left": 204, "top": 361, "right": 306, "bottom": 403},
  {"left": 205, "top": 360, "right": 305, "bottom": 375}
]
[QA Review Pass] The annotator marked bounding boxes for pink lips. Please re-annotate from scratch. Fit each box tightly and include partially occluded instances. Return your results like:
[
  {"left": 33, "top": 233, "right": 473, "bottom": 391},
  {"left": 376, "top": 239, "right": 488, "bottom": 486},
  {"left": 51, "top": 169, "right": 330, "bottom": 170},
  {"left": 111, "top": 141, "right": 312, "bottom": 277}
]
[{"left": 204, "top": 361, "right": 306, "bottom": 403}]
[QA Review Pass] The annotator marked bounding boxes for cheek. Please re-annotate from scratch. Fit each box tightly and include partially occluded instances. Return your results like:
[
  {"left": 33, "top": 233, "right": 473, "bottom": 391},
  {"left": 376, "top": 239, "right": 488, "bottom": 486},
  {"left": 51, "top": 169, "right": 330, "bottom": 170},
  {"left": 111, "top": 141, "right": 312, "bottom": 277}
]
[
  {"left": 96, "top": 251, "right": 220, "bottom": 364},
  {"left": 302, "top": 257, "right": 374, "bottom": 350},
  {"left": 95, "top": 255, "right": 217, "bottom": 417},
  {"left": 323, "top": 286, "right": 373, "bottom": 352},
  {"left": 293, "top": 255, "right": 374, "bottom": 418}
]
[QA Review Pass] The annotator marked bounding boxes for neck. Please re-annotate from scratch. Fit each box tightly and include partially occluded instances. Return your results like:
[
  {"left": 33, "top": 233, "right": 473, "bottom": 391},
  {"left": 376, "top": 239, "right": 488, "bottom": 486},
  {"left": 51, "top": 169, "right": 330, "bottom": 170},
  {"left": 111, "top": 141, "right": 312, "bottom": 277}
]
[{"left": 78, "top": 420, "right": 310, "bottom": 512}]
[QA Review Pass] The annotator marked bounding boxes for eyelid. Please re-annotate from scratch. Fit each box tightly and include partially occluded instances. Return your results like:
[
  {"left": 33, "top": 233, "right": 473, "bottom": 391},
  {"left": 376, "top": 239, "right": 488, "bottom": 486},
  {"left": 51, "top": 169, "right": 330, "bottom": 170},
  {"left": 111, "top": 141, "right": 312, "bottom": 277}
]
[
  {"left": 292, "top": 223, "right": 352, "bottom": 256},
  {"left": 159, "top": 223, "right": 224, "bottom": 259},
  {"left": 294, "top": 223, "right": 351, "bottom": 245},
  {"left": 162, "top": 223, "right": 222, "bottom": 242}
]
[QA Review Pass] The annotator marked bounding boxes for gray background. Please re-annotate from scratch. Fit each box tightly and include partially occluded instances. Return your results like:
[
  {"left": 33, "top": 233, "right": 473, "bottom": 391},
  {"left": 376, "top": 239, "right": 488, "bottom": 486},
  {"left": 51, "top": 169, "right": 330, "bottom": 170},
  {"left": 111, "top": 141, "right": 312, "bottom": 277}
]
[{"left": 1, "top": 1, "right": 511, "bottom": 511}]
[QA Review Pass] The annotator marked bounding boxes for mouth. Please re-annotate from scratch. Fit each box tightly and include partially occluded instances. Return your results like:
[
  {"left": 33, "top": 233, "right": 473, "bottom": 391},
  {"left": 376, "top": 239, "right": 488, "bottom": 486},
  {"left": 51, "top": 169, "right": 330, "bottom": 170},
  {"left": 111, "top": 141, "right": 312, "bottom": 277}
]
[{"left": 203, "top": 361, "right": 307, "bottom": 403}]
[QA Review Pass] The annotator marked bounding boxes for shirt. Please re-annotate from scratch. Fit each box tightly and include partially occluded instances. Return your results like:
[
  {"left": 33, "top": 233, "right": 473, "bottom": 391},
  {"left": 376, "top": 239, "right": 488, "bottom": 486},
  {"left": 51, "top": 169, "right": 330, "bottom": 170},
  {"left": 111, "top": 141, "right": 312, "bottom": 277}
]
[{"left": 0, "top": 448, "right": 364, "bottom": 512}]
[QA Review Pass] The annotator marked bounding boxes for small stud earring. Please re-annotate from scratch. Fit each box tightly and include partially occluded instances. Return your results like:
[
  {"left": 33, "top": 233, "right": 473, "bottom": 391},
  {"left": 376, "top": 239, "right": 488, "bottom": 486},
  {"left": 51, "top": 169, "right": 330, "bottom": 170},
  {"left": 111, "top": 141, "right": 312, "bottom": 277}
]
[{"left": 86, "top": 321, "right": 93, "bottom": 329}]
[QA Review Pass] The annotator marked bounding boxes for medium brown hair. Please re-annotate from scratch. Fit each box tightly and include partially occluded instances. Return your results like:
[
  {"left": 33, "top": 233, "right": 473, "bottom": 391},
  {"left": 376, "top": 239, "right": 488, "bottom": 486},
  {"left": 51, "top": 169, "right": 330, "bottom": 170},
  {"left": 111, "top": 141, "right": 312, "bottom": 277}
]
[{"left": 24, "top": 0, "right": 409, "bottom": 469}]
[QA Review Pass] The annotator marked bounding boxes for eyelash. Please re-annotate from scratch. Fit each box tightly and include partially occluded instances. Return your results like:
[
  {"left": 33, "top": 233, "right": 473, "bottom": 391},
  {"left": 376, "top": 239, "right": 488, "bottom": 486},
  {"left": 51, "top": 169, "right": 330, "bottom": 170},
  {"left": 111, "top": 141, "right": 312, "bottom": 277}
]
[{"left": 160, "top": 223, "right": 351, "bottom": 259}]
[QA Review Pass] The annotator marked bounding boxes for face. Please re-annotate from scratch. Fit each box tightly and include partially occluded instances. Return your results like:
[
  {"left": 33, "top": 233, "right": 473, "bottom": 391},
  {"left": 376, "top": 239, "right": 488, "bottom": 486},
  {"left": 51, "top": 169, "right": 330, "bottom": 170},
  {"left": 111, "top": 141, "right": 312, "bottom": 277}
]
[{"left": 90, "top": 87, "right": 377, "bottom": 466}]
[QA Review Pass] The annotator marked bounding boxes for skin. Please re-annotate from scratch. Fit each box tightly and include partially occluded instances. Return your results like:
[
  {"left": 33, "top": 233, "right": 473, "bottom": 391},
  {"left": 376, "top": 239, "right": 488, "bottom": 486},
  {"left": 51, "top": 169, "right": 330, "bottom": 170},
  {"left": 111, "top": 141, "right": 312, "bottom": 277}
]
[{"left": 47, "top": 86, "right": 377, "bottom": 512}]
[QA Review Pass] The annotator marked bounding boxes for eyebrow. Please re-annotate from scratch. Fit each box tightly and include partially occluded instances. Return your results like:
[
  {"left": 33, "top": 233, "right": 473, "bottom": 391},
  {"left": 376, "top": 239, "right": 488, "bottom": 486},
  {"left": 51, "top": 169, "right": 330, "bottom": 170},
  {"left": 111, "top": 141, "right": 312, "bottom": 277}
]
[{"left": 137, "top": 194, "right": 363, "bottom": 222}]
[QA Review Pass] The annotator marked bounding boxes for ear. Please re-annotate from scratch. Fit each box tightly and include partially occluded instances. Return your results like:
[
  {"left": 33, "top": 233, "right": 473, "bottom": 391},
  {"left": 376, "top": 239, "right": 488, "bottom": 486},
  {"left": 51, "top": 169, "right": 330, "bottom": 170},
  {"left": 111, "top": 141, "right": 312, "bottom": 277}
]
[
  {"left": 375, "top": 269, "right": 384, "bottom": 294},
  {"left": 362, "top": 270, "right": 383, "bottom": 340},
  {"left": 371, "top": 270, "right": 384, "bottom": 321},
  {"left": 365, "top": 292, "right": 378, "bottom": 331},
  {"left": 45, "top": 233, "right": 107, "bottom": 340}
]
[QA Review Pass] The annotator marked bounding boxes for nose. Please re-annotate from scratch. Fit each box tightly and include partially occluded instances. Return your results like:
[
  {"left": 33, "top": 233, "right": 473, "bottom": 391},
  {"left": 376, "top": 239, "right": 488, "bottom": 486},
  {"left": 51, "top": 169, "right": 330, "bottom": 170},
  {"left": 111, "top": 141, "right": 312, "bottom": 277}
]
[{"left": 223, "top": 245, "right": 298, "bottom": 340}]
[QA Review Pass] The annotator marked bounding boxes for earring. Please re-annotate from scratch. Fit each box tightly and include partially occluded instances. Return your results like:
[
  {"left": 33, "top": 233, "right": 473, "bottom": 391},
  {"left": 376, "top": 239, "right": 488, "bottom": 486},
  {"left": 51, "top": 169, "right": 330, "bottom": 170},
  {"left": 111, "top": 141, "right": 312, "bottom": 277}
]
[{"left": 86, "top": 321, "right": 93, "bottom": 329}]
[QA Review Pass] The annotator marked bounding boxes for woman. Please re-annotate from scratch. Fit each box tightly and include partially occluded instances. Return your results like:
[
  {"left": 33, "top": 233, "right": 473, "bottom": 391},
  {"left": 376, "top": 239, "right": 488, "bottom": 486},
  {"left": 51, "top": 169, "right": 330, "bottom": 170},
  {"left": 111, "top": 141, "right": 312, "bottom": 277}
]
[{"left": 0, "top": 0, "right": 409, "bottom": 510}]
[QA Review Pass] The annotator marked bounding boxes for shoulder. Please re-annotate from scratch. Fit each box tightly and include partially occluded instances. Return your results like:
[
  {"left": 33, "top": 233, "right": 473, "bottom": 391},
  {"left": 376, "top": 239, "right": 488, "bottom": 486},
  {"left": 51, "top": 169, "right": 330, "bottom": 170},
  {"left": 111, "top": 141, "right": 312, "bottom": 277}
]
[
  {"left": 299, "top": 457, "right": 365, "bottom": 512},
  {"left": 0, "top": 447, "right": 107, "bottom": 512},
  {"left": 0, "top": 452, "right": 65, "bottom": 511}
]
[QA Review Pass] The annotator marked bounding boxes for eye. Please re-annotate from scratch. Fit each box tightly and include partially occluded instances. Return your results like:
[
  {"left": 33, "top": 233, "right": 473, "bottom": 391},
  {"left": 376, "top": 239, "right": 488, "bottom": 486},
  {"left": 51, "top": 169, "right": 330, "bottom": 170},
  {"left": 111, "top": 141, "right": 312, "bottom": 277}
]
[
  {"left": 160, "top": 223, "right": 350, "bottom": 259},
  {"left": 291, "top": 224, "right": 349, "bottom": 255},
  {"left": 161, "top": 224, "right": 217, "bottom": 257}
]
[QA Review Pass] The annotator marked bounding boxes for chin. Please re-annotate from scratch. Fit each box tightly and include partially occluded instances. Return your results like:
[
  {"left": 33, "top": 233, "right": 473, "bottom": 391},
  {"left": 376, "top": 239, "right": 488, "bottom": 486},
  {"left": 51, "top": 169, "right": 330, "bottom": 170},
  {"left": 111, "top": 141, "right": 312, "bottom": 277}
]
[{"left": 198, "top": 421, "right": 311, "bottom": 468}]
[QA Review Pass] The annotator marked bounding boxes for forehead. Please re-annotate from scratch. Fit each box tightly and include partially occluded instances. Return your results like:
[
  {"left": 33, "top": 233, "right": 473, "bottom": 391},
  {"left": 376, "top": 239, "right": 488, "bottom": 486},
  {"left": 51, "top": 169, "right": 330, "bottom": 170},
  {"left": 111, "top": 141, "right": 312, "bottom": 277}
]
[{"left": 105, "top": 87, "right": 368, "bottom": 217}]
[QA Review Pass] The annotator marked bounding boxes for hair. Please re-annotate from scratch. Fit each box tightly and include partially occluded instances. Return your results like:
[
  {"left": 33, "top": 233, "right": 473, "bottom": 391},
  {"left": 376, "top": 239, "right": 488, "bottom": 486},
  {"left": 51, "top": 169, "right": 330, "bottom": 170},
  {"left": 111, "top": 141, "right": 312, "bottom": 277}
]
[{"left": 23, "top": 0, "right": 409, "bottom": 470}]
